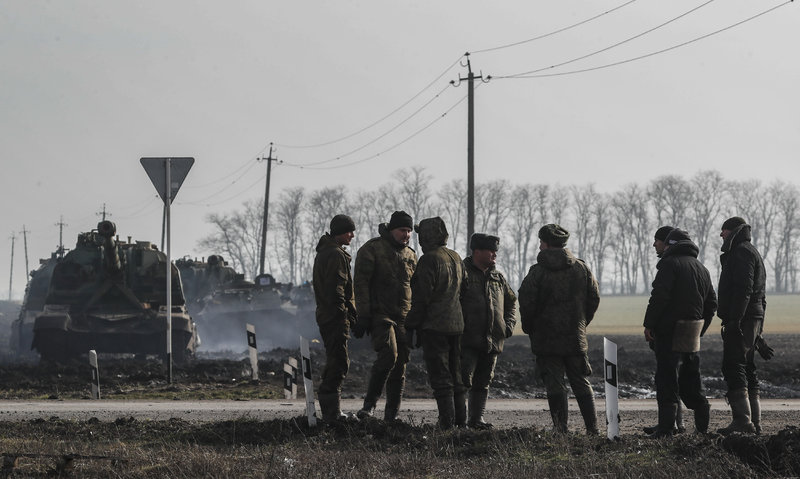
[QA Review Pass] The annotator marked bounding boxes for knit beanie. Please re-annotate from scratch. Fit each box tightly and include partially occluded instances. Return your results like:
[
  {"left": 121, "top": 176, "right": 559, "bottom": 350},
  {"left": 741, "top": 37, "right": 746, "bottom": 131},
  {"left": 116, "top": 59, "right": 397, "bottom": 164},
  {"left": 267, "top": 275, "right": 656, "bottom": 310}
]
[
  {"left": 387, "top": 210, "right": 414, "bottom": 231},
  {"left": 665, "top": 228, "right": 691, "bottom": 245},
  {"left": 329, "top": 214, "right": 356, "bottom": 236},
  {"left": 721, "top": 216, "right": 746, "bottom": 231},
  {"left": 654, "top": 226, "right": 675, "bottom": 242}
]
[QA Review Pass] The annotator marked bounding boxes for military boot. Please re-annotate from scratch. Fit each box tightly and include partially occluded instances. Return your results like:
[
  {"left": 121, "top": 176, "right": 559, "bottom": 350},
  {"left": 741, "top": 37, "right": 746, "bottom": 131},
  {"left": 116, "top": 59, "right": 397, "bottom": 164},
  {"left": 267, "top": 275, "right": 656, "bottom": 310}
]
[
  {"left": 648, "top": 402, "right": 677, "bottom": 439},
  {"left": 435, "top": 394, "right": 455, "bottom": 430},
  {"left": 547, "top": 393, "right": 569, "bottom": 433},
  {"left": 643, "top": 402, "right": 684, "bottom": 434},
  {"left": 468, "top": 389, "right": 492, "bottom": 429},
  {"left": 319, "top": 392, "right": 347, "bottom": 424},
  {"left": 749, "top": 388, "right": 761, "bottom": 435},
  {"left": 694, "top": 400, "right": 711, "bottom": 434},
  {"left": 383, "top": 377, "right": 405, "bottom": 422},
  {"left": 576, "top": 395, "right": 599, "bottom": 436},
  {"left": 454, "top": 391, "right": 467, "bottom": 428},
  {"left": 718, "top": 388, "right": 756, "bottom": 435},
  {"left": 357, "top": 372, "right": 386, "bottom": 419}
]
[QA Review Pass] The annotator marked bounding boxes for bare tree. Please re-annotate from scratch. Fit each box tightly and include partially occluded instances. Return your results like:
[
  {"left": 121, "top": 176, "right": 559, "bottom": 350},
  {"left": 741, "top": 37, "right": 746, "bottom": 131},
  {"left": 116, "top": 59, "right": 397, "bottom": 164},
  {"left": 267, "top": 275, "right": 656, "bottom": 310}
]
[
  {"left": 772, "top": 182, "right": 799, "bottom": 292},
  {"left": 476, "top": 179, "right": 512, "bottom": 236},
  {"left": 589, "top": 193, "right": 611, "bottom": 292},
  {"left": 688, "top": 170, "right": 726, "bottom": 265},
  {"left": 395, "top": 166, "right": 434, "bottom": 251},
  {"left": 198, "top": 198, "right": 263, "bottom": 279},
  {"left": 272, "top": 187, "right": 305, "bottom": 284},
  {"left": 506, "top": 184, "right": 540, "bottom": 287},
  {"left": 550, "top": 185, "right": 569, "bottom": 225},
  {"left": 570, "top": 184, "right": 596, "bottom": 261},
  {"left": 650, "top": 175, "right": 691, "bottom": 228},
  {"left": 437, "top": 179, "right": 467, "bottom": 252}
]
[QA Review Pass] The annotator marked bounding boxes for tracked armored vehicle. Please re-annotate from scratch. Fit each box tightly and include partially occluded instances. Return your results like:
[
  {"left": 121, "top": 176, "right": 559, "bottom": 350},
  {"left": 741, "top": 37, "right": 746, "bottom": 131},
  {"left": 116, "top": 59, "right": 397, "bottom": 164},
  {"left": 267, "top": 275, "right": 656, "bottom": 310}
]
[
  {"left": 10, "top": 252, "right": 60, "bottom": 359},
  {"left": 32, "top": 221, "right": 199, "bottom": 362}
]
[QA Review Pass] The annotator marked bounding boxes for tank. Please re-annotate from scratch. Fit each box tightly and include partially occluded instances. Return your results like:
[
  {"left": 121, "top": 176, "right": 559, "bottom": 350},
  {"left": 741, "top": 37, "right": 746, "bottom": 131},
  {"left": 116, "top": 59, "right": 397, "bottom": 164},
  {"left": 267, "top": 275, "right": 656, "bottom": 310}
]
[
  {"left": 31, "top": 221, "right": 199, "bottom": 362},
  {"left": 176, "top": 255, "right": 317, "bottom": 351},
  {"left": 10, "top": 252, "right": 60, "bottom": 359}
]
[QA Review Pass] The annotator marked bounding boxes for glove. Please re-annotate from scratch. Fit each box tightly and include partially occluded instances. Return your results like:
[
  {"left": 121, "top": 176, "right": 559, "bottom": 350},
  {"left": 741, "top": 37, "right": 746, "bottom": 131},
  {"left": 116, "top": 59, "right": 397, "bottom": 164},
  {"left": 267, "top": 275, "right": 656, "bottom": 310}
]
[
  {"left": 755, "top": 335, "right": 774, "bottom": 360},
  {"left": 352, "top": 315, "right": 371, "bottom": 339}
]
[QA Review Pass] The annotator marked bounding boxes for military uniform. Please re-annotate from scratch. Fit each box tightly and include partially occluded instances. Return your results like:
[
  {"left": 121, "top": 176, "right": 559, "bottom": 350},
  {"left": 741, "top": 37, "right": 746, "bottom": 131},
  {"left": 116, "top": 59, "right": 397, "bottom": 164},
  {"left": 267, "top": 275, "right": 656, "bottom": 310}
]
[
  {"left": 460, "top": 251, "right": 516, "bottom": 428},
  {"left": 353, "top": 218, "right": 417, "bottom": 421},
  {"left": 518, "top": 224, "right": 600, "bottom": 434},
  {"left": 313, "top": 219, "right": 356, "bottom": 422},
  {"left": 405, "top": 217, "right": 466, "bottom": 428}
]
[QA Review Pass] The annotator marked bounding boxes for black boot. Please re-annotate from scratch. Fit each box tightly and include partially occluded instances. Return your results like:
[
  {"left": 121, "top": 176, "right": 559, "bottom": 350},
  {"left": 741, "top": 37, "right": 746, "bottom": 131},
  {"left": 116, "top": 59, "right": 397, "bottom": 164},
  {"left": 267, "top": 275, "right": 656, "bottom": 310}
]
[
  {"left": 454, "top": 391, "right": 467, "bottom": 428},
  {"left": 468, "top": 389, "right": 492, "bottom": 429},
  {"left": 547, "top": 393, "right": 568, "bottom": 433},
  {"left": 643, "top": 402, "right": 684, "bottom": 434},
  {"left": 383, "top": 377, "right": 405, "bottom": 422},
  {"left": 576, "top": 395, "right": 599, "bottom": 436},
  {"left": 435, "top": 394, "right": 455, "bottom": 430},
  {"left": 648, "top": 402, "right": 677, "bottom": 438},
  {"left": 694, "top": 401, "right": 711, "bottom": 434},
  {"left": 319, "top": 392, "right": 347, "bottom": 424},
  {"left": 357, "top": 371, "right": 386, "bottom": 419},
  {"left": 749, "top": 388, "right": 761, "bottom": 435}
]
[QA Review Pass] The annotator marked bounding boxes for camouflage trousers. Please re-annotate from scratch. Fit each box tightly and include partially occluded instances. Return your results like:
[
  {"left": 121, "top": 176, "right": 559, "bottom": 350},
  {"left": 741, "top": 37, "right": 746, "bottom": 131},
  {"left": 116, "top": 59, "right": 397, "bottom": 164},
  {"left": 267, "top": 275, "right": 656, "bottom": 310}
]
[
  {"left": 535, "top": 354, "right": 593, "bottom": 399},
  {"left": 422, "top": 331, "right": 466, "bottom": 399},
  {"left": 461, "top": 347, "right": 498, "bottom": 392},
  {"left": 318, "top": 319, "right": 350, "bottom": 396},
  {"left": 365, "top": 320, "right": 410, "bottom": 402}
]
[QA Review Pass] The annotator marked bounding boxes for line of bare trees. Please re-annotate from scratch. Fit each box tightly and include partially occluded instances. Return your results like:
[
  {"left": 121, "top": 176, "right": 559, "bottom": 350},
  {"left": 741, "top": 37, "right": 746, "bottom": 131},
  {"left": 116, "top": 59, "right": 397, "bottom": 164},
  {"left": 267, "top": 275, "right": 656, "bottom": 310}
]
[{"left": 198, "top": 168, "right": 800, "bottom": 294}]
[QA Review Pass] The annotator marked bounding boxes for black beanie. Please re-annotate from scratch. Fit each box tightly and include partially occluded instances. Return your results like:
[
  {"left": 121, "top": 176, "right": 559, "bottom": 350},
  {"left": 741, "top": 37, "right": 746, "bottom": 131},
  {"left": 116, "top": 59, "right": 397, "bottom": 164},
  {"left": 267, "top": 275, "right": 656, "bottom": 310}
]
[
  {"left": 387, "top": 210, "right": 414, "bottom": 231},
  {"left": 329, "top": 214, "right": 355, "bottom": 236},
  {"left": 538, "top": 224, "right": 569, "bottom": 247},
  {"left": 721, "top": 216, "right": 746, "bottom": 231},
  {"left": 654, "top": 225, "right": 675, "bottom": 242},
  {"left": 470, "top": 233, "right": 500, "bottom": 252},
  {"left": 665, "top": 228, "right": 691, "bottom": 245}
]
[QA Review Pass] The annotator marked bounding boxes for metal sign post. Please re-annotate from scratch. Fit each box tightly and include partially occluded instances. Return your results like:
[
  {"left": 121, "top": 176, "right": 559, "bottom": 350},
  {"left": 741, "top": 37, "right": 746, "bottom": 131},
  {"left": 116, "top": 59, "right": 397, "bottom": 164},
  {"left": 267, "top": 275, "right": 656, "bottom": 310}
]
[
  {"left": 604, "top": 337, "right": 620, "bottom": 440},
  {"left": 246, "top": 323, "right": 259, "bottom": 380},
  {"left": 140, "top": 157, "right": 194, "bottom": 384},
  {"left": 300, "top": 336, "right": 317, "bottom": 427}
]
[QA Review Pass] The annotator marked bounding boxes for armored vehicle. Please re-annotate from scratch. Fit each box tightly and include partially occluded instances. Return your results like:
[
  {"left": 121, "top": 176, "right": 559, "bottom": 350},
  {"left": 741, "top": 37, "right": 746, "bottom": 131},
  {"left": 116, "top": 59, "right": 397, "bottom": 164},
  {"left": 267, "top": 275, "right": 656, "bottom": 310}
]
[
  {"left": 10, "top": 253, "right": 60, "bottom": 359},
  {"left": 32, "top": 221, "right": 199, "bottom": 362},
  {"left": 176, "top": 256, "right": 317, "bottom": 351}
]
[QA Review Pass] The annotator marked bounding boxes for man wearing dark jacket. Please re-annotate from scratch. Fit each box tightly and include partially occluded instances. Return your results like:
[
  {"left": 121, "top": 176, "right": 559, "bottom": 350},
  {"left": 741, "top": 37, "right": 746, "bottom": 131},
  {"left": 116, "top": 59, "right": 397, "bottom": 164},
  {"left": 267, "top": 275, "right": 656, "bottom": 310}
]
[
  {"left": 518, "top": 224, "right": 600, "bottom": 434},
  {"left": 643, "top": 229, "right": 717, "bottom": 436},
  {"left": 460, "top": 233, "right": 517, "bottom": 429},
  {"left": 405, "top": 217, "right": 467, "bottom": 429},
  {"left": 717, "top": 216, "right": 766, "bottom": 435},
  {"left": 353, "top": 211, "right": 417, "bottom": 421},
  {"left": 312, "top": 214, "right": 357, "bottom": 423}
]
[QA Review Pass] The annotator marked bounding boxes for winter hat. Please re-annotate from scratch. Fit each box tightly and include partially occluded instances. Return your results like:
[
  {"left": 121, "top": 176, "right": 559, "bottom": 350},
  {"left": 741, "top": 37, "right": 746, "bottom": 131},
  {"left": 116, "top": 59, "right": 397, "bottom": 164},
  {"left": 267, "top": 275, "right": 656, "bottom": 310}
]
[
  {"left": 387, "top": 210, "right": 414, "bottom": 231},
  {"left": 665, "top": 228, "right": 691, "bottom": 245},
  {"left": 470, "top": 233, "right": 500, "bottom": 252},
  {"left": 654, "top": 226, "right": 675, "bottom": 242},
  {"left": 721, "top": 216, "right": 746, "bottom": 231},
  {"left": 538, "top": 224, "right": 569, "bottom": 247},
  {"left": 329, "top": 214, "right": 356, "bottom": 236}
]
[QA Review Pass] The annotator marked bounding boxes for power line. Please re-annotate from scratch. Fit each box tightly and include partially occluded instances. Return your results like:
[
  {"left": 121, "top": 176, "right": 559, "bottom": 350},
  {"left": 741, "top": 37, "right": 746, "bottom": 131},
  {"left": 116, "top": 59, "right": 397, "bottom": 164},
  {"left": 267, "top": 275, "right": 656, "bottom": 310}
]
[
  {"left": 470, "top": 0, "right": 639, "bottom": 54},
  {"left": 179, "top": 160, "right": 261, "bottom": 204},
  {"left": 499, "top": 0, "right": 716, "bottom": 79},
  {"left": 183, "top": 155, "right": 256, "bottom": 189},
  {"left": 495, "top": 1, "right": 793, "bottom": 80},
  {"left": 274, "top": 54, "right": 465, "bottom": 149}
]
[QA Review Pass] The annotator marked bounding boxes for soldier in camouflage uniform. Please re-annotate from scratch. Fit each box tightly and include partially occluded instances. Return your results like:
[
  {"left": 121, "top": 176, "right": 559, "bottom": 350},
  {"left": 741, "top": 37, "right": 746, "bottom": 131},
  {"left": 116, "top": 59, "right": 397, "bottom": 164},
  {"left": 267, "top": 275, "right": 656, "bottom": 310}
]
[
  {"left": 460, "top": 233, "right": 517, "bottom": 429},
  {"left": 352, "top": 211, "right": 417, "bottom": 421},
  {"left": 518, "top": 224, "right": 600, "bottom": 434},
  {"left": 312, "top": 214, "right": 357, "bottom": 423},
  {"left": 405, "top": 217, "right": 467, "bottom": 429}
]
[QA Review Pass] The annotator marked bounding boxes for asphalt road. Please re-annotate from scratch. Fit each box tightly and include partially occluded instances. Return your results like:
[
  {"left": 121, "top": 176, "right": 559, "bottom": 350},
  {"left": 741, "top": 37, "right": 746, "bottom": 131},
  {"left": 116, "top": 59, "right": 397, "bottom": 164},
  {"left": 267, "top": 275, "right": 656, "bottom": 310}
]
[{"left": 1, "top": 398, "right": 798, "bottom": 435}]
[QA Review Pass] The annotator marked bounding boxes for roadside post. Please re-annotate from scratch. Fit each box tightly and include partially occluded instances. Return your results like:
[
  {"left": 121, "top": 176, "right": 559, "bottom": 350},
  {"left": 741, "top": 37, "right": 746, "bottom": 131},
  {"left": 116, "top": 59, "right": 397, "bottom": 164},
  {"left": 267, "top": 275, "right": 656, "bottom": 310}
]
[
  {"left": 300, "top": 336, "right": 317, "bottom": 427},
  {"left": 89, "top": 350, "right": 100, "bottom": 400},
  {"left": 604, "top": 337, "right": 620, "bottom": 440},
  {"left": 246, "top": 323, "right": 259, "bottom": 380},
  {"left": 140, "top": 157, "right": 194, "bottom": 384},
  {"left": 284, "top": 357, "right": 298, "bottom": 399}
]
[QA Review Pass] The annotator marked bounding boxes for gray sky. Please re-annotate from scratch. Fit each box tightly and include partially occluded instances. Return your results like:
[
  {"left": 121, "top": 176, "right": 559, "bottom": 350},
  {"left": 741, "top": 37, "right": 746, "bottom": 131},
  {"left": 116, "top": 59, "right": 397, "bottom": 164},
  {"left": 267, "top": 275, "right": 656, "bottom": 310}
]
[{"left": 1, "top": 0, "right": 798, "bottom": 298}]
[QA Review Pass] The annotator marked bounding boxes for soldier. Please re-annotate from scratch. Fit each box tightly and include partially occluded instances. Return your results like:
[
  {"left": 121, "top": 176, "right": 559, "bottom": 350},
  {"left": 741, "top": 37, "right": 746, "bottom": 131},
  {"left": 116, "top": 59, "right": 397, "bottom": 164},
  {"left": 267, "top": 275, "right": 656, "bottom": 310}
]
[
  {"left": 405, "top": 217, "right": 467, "bottom": 429},
  {"left": 312, "top": 214, "right": 357, "bottom": 423},
  {"left": 352, "top": 211, "right": 417, "bottom": 421},
  {"left": 518, "top": 224, "right": 600, "bottom": 434},
  {"left": 460, "top": 233, "right": 517, "bottom": 429},
  {"left": 717, "top": 216, "right": 766, "bottom": 435},
  {"left": 643, "top": 229, "right": 717, "bottom": 437}
]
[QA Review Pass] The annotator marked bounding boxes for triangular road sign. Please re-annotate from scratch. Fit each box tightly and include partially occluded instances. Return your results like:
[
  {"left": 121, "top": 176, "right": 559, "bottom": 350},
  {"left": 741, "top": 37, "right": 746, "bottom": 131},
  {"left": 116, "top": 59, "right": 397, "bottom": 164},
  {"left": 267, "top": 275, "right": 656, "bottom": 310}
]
[{"left": 140, "top": 157, "right": 194, "bottom": 204}]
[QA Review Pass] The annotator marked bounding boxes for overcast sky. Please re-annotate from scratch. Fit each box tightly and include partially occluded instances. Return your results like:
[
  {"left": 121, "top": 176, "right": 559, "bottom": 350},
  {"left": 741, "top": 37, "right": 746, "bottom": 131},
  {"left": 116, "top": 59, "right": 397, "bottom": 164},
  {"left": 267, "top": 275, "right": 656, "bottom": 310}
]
[{"left": 1, "top": 0, "right": 798, "bottom": 298}]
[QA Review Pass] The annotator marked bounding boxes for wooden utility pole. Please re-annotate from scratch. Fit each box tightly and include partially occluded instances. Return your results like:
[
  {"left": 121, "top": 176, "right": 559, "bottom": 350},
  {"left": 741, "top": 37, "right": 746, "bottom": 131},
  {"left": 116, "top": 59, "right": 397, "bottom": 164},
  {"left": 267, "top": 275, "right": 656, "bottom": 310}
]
[
  {"left": 8, "top": 232, "right": 15, "bottom": 300},
  {"left": 21, "top": 225, "right": 29, "bottom": 278},
  {"left": 97, "top": 203, "right": 111, "bottom": 221},
  {"left": 258, "top": 143, "right": 281, "bottom": 276},
  {"left": 55, "top": 216, "right": 67, "bottom": 258}
]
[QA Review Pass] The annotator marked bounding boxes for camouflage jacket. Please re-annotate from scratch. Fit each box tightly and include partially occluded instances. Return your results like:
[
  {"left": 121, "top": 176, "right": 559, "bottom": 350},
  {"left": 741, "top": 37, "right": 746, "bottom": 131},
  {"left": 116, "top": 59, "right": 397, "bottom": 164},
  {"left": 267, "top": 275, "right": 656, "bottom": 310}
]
[
  {"left": 460, "top": 256, "right": 517, "bottom": 354},
  {"left": 312, "top": 234, "right": 356, "bottom": 326},
  {"left": 518, "top": 247, "right": 600, "bottom": 356},
  {"left": 354, "top": 224, "right": 417, "bottom": 325}
]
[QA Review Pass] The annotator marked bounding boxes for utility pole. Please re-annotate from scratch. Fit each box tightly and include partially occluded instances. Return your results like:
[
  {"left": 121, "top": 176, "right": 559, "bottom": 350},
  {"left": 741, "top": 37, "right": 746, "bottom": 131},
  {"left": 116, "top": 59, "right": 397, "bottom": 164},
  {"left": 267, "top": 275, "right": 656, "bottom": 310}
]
[
  {"left": 451, "top": 52, "right": 489, "bottom": 255},
  {"left": 21, "top": 225, "right": 29, "bottom": 278},
  {"left": 8, "top": 232, "right": 15, "bottom": 300},
  {"left": 258, "top": 143, "right": 281, "bottom": 276},
  {"left": 55, "top": 216, "right": 67, "bottom": 258},
  {"left": 97, "top": 203, "right": 111, "bottom": 221}
]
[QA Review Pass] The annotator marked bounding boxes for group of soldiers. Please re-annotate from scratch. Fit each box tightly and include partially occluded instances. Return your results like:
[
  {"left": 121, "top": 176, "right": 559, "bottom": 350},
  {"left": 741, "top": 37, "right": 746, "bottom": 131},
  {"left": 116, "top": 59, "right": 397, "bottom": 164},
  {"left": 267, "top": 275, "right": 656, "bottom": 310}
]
[{"left": 311, "top": 210, "right": 770, "bottom": 436}]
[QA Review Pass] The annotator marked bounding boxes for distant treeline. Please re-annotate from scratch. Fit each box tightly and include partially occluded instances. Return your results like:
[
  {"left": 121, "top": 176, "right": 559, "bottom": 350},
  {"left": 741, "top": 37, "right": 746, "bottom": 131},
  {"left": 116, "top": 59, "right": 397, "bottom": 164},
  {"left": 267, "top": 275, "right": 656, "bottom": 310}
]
[{"left": 198, "top": 168, "right": 799, "bottom": 295}]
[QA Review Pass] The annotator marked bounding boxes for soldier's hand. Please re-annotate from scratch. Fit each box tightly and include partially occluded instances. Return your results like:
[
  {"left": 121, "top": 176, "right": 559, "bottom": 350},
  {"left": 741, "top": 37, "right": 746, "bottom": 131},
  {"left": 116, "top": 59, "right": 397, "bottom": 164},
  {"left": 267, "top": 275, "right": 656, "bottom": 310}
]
[
  {"left": 755, "top": 335, "right": 774, "bottom": 360},
  {"left": 352, "top": 322, "right": 367, "bottom": 339},
  {"left": 644, "top": 328, "right": 655, "bottom": 342}
]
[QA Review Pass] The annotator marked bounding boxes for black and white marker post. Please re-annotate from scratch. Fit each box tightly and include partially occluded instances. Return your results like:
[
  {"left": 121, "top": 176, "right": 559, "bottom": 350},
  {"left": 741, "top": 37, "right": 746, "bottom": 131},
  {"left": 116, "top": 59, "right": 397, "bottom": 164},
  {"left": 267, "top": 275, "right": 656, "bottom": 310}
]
[
  {"left": 246, "top": 323, "right": 258, "bottom": 381},
  {"left": 283, "top": 357, "right": 298, "bottom": 399},
  {"left": 300, "top": 336, "right": 317, "bottom": 427},
  {"left": 604, "top": 337, "right": 620, "bottom": 440},
  {"left": 89, "top": 349, "right": 100, "bottom": 400}
]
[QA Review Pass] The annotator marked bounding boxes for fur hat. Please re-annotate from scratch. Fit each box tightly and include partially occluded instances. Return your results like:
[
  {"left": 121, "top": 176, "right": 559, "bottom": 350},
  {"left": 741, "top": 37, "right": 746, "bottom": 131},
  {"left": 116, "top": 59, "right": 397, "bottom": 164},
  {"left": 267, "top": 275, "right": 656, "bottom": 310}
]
[
  {"left": 538, "top": 224, "right": 569, "bottom": 247},
  {"left": 329, "top": 214, "right": 355, "bottom": 236},
  {"left": 470, "top": 233, "right": 499, "bottom": 252}
]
